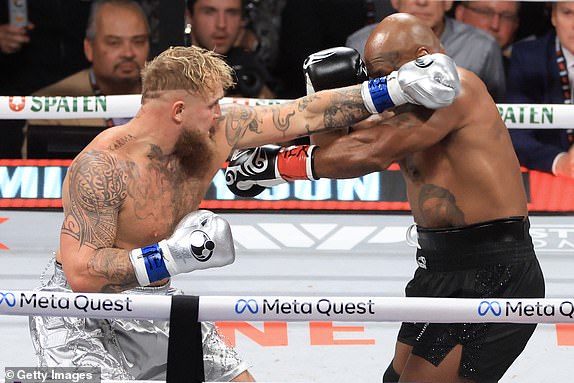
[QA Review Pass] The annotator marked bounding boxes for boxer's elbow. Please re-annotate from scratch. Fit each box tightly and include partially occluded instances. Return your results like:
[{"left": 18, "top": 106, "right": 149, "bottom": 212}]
[{"left": 62, "top": 262, "right": 100, "bottom": 293}]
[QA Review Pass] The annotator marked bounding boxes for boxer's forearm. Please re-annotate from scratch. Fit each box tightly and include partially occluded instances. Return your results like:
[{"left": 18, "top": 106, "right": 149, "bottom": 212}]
[
  {"left": 313, "top": 142, "right": 391, "bottom": 179},
  {"left": 297, "top": 86, "right": 371, "bottom": 133},
  {"left": 85, "top": 248, "right": 140, "bottom": 293},
  {"left": 226, "top": 86, "right": 371, "bottom": 150}
]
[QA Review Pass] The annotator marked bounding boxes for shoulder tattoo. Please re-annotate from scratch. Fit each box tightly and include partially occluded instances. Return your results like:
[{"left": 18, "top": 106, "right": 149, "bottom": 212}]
[{"left": 61, "top": 151, "right": 128, "bottom": 249}]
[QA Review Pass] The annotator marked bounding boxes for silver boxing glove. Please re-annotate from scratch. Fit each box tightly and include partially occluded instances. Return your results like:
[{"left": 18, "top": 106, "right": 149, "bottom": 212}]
[
  {"left": 362, "top": 53, "right": 460, "bottom": 112},
  {"left": 129, "top": 210, "right": 235, "bottom": 286}
]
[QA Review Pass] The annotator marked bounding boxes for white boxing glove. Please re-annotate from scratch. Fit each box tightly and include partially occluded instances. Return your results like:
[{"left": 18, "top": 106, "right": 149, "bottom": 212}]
[
  {"left": 129, "top": 210, "right": 235, "bottom": 286},
  {"left": 361, "top": 53, "right": 460, "bottom": 112}
]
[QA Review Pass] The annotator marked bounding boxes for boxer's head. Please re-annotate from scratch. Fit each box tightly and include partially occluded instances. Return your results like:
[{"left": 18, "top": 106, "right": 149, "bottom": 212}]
[
  {"left": 141, "top": 45, "right": 234, "bottom": 101},
  {"left": 364, "top": 13, "right": 446, "bottom": 77},
  {"left": 140, "top": 46, "right": 233, "bottom": 159}
]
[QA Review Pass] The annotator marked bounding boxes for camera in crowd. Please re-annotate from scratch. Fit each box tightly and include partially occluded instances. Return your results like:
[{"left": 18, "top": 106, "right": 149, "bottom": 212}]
[{"left": 226, "top": 47, "right": 266, "bottom": 98}]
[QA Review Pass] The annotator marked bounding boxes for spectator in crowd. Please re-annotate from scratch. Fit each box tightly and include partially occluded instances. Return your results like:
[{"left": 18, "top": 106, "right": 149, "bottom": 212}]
[
  {"left": 186, "top": 0, "right": 276, "bottom": 99},
  {"left": 346, "top": 0, "right": 506, "bottom": 101},
  {"left": 454, "top": 1, "right": 520, "bottom": 72},
  {"left": 505, "top": 1, "right": 574, "bottom": 178},
  {"left": 24, "top": 0, "right": 150, "bottom": 158},
  {"left": 0, "top": 0, "right": 91, "bottom": 158}
]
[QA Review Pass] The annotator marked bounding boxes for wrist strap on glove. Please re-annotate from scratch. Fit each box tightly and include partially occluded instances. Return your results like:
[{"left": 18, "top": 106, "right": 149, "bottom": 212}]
[
  {"left": 361, "top": 71, "right": 407, "bottom": 113},
  {"left": 129, "top": 242, "right": 171, "bottom": 286},
  {"left": 361, "top": 76, "right": 393, "bottom": 113},
  {"left": 278, "top": 145, "right": 319, "bottom": 181}
]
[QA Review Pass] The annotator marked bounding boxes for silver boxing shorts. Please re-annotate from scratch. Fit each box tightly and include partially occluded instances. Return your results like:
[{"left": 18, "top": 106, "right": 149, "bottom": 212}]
[{"left": 29, "top": 260, "right": 251, "bottom": 381}]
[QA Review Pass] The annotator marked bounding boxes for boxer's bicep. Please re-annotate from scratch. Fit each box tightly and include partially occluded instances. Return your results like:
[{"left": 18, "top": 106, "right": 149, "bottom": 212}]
[{"left": 59, "top": 150, "right": 130, "bottom": 292}]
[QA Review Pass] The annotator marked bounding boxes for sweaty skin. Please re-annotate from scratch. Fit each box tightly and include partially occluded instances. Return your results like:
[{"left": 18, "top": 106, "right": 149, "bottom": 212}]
[
  {"left": 57, "top": 84, "right": 373, "bottom": 293},
  {"left": 312, "top": 13, "right": 527, "bottom": 228}
]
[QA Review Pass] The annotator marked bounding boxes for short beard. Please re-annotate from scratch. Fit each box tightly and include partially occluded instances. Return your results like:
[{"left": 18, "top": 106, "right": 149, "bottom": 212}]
[{"left": 172, "top": 129, "right": 215, "bottom": 178}]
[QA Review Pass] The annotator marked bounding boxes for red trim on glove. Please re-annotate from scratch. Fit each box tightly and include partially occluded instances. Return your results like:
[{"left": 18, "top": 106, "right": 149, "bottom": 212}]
[{"left": 277, "top": 145, "right": 314, "bottom": 181}]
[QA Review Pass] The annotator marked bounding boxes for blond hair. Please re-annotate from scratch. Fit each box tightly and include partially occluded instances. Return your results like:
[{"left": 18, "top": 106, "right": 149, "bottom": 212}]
[{"left": 141, "top": 46, "right": 234, "bottom": 100}]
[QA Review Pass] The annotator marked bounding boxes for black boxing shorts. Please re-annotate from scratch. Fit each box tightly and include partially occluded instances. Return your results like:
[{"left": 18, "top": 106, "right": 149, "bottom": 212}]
[{"left": 397, "top": 216, "right": 545, "bottom": 382}]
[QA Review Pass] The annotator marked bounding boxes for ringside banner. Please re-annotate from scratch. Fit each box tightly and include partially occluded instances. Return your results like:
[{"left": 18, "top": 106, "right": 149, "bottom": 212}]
[{"left": 1, "top": 160, "right": 573, "bottom": 211}]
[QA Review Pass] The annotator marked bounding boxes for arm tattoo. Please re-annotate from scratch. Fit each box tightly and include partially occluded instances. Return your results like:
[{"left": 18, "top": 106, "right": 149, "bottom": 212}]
[
  {"left": 88, "top": 248, "right": 138, "bottom": 293},
  {"left": 323, "top": 88, "right": 370, "bottom": 128},
  {"left": 297, "top": 89, "right": 370, "bottom": 133},
  {"left": 61, "top": 151, "right": 127, "bottom": 249},
  {"left": 271, "top": 108, "right": 295, "bottom": 134},
  {"left": 223, "top": 105, "right": 261, "bottom": 146},
  {"left": 297, "top": 93, "right": 319, "bottom": 112}
]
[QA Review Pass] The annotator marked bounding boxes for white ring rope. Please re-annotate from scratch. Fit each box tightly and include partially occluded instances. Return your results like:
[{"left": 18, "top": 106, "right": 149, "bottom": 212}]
[
  {"left": 0, "top": 290, "right": 572, "bottom": 324},
  {"left": 0, "top": 95, "right": 568, "bottom": 130}
]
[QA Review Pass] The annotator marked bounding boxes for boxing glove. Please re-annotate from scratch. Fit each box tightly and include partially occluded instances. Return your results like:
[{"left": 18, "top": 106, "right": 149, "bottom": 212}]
[
  {"left": 303, "top": 46, "right": 368, "bottom": 95},
  {"left": 226, "top": 144, "right": 318, "bottom": 198},
  {"left": 362, "top": 53, "right": 460, "bottom": 112},
  {"left": 129, "top": 210, "right": 235, "bottom": 286}
]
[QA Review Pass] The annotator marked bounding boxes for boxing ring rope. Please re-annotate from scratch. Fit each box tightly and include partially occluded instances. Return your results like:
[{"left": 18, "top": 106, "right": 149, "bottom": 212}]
[
  {"left": 0, "top": 95, "right": 570, "bottom": 130},
  {"left": 0, "top": 290, "right": 573, "bottom": 324}
]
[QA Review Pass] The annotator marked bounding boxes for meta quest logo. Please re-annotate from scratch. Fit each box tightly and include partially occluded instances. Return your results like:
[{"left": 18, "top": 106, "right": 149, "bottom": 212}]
[
  {"left": 0, "top": 292, "right": 16, "bottom": 307},
  {"left": 477, "top": 300, "right": 574, "bottom": 319}
]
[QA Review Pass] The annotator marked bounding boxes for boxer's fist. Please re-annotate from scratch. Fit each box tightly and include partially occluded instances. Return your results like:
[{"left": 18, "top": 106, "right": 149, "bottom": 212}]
[
  {"left": 129, "top": 210, "right": 235, "bottom": 286},
  {"left": 362, "top": 53, "right": 460, "bottom": 112},
  {"left": 303, "top": 46, "right": 368, "bottom": 94},
  {"left": 226, "top": 144, "right": 318, "bottom": 198}
]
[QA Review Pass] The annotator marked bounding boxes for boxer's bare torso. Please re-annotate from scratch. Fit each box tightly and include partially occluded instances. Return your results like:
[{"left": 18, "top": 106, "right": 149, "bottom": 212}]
[
  {"left": 56, "top": 125, "right": 215, "bottom": 289},
  {"left": 314, "top": 69, "right": 526, "bottom": 229}
]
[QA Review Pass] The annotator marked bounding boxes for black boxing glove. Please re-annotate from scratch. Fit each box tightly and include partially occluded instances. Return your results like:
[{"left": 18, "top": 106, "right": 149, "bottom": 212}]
[
  {"left": 225, "top": 144, "right": 318, "bottom": 198},
  {"left": 305, "top": 47, "right": 460, "bottom": 111},
  {"left": 303, "top": 46, "right": 368, "bottom": 94}
]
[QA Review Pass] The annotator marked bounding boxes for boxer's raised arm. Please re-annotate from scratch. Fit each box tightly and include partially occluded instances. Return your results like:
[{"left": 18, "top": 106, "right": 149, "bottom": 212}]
[
  {"left": 219, "top": 85, "right": 370, "bottom": 151},
  {"left": 219, "top": 53, "right": 460, "bottom": 151}
]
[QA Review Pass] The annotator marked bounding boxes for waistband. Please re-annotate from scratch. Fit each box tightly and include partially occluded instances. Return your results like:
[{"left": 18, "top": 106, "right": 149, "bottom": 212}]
[
  {"left": 414, "top": 217, "right": 536, "bottom": 271},
  {"left": 417, "top": 216, "right": 531, "bottom": 250}
]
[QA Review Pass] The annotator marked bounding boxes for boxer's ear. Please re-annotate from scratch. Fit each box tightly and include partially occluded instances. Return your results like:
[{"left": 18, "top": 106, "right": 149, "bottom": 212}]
[
  {"left": 415, "top": 47, "right": 431, "bottom": 58},
  {"left": 172, "top": 101, "right": 185, "bottom": 123}
]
